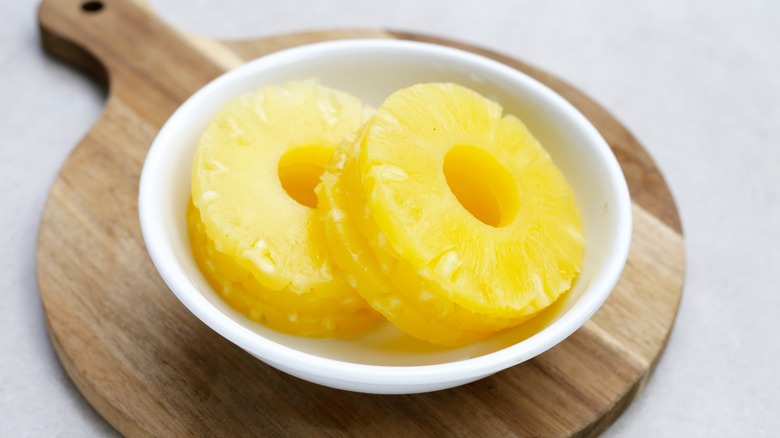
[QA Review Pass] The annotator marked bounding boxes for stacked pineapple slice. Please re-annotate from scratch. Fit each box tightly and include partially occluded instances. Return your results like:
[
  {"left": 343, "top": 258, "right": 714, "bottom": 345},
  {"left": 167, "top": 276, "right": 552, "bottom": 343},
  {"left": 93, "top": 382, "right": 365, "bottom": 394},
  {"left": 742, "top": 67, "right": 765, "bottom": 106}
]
[
  {"left": 189, "top": 80, "right": 381, "bottom": 337},
  {"left": 189, "top": 80, "right": 584, "bottom": 345}
]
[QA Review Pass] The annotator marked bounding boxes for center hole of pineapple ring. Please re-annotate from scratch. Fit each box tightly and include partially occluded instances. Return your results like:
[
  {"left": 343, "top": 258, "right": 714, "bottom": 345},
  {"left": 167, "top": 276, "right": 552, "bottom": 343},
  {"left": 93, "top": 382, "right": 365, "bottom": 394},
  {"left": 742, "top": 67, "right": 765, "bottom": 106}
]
[
  {"left": 443, "top": 146, "right": 519, "bottom": 228},
  {"left": 278, "top": 146, "right": 334, "bottom": 208}
]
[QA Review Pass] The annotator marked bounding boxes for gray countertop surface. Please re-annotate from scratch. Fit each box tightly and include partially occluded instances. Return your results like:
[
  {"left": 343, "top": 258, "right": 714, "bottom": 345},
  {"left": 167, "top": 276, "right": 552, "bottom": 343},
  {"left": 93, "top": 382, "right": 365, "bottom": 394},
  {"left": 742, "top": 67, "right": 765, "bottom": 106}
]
[{"left": 2, "top": 0, "right": 778, "bottom": 436}]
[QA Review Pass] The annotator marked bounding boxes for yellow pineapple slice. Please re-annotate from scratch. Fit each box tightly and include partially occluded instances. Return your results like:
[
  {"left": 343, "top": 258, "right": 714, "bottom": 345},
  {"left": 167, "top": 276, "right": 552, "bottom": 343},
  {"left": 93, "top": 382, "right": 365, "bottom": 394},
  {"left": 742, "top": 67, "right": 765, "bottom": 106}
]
[
  {"left": 190, "top": 80, "right": 381, "bottom": 337},
  {"left": 317, "top": 83, "right": 584, "bottom": 345},
  {"left": 318, "top": 133, "right": 522, "bottom": 346}
]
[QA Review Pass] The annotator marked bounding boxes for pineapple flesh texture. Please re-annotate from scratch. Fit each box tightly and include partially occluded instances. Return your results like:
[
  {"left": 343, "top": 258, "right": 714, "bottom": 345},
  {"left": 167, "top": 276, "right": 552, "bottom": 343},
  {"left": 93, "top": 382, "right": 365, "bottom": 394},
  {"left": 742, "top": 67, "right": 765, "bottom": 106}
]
[
  {"left": 190, "top": 80, "right": 381, "bottom": 337},
  {"left": 318, "top": 83, "right": 584, "bottom": 345},
  {"left": 188, "top": 201, "right": 381, "bottom": 337}
]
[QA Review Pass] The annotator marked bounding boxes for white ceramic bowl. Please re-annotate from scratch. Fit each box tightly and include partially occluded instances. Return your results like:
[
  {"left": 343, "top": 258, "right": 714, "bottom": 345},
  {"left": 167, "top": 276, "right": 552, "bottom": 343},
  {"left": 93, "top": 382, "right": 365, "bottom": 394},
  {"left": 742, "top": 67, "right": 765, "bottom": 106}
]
[{"left": 139, "top": 39, "right": 632, "bottom": 394}]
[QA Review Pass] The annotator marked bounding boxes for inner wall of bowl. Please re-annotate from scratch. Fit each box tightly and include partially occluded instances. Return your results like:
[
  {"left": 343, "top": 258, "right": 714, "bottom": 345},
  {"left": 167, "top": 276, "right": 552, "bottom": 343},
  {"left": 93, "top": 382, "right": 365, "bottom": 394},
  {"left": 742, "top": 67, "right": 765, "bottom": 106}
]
[{"left": 162, "top": 42, "right": 623, "bottom": 366}]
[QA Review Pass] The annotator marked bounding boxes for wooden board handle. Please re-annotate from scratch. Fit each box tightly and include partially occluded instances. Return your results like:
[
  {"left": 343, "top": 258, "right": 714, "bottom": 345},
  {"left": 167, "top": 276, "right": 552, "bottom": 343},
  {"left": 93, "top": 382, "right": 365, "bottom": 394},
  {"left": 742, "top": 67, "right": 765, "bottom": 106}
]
[
  {"left": 39, "top": 0, "right": 157, "bottom": 81},
  {"left": 39, "top": 0, "right": 231, "bottom": 125},
  {"left": 39, "top": 0, "right": 111, "bottom": 86}
]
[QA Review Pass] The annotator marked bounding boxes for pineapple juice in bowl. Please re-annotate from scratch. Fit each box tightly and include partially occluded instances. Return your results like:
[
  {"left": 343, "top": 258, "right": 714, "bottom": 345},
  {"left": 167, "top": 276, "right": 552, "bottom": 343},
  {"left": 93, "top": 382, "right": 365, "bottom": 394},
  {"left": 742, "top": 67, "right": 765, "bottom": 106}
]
[{"left": 139, "top": 40, "right": 632, "bottom": 394}]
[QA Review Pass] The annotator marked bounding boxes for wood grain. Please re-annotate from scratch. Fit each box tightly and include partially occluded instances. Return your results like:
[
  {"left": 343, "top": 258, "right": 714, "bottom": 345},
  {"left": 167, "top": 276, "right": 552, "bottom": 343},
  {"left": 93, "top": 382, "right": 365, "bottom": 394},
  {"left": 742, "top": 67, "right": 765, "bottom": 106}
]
[{"left": 36, "top": 0, "right": 685, "bottom": 436}]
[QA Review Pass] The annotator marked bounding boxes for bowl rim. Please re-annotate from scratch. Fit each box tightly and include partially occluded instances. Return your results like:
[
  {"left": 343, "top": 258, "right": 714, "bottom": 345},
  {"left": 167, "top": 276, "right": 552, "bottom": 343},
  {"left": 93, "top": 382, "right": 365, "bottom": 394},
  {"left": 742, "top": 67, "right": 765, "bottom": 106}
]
[{"left": 139, "top": 38, "right": 632, "bottom": 388}]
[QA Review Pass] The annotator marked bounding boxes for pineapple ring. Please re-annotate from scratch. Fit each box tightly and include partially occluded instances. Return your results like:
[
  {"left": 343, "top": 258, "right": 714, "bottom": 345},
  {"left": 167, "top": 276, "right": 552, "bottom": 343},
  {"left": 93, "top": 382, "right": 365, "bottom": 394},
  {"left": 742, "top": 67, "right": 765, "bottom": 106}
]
[
  {"left": 319, "top": 83, "right": 584, "bottom": 345},
  {"left": 190, "top": 80, "right": 380, "bottom": 336},
  {"left": 318, "top": 133, "right": 524, "bottom": 346}
]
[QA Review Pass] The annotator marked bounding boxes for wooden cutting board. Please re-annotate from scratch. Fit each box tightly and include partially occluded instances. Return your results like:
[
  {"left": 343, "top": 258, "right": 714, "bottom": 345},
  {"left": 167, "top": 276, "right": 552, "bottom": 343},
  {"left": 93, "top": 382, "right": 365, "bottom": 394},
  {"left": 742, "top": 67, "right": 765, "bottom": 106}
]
[{"left": 36, "top": 0, "right": 685, "bottom": 436}]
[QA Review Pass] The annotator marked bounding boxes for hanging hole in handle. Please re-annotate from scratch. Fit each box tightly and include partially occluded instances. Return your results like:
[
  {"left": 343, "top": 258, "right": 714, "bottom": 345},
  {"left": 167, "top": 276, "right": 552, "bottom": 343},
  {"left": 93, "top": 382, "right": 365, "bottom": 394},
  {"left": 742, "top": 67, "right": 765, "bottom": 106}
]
[{"left": 81, "top": 1, "right": 104, "bottom": 13}]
